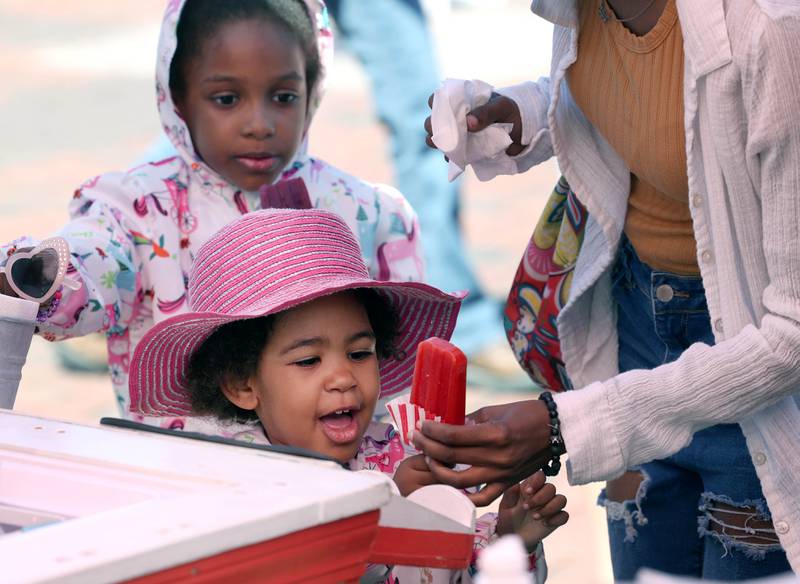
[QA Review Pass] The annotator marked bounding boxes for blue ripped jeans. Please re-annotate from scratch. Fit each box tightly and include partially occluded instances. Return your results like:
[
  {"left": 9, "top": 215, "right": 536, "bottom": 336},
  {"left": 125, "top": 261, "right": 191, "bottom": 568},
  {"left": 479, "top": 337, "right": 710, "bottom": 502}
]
[{"left": 602, "top": 238, "right": 790, "bottom": 581}]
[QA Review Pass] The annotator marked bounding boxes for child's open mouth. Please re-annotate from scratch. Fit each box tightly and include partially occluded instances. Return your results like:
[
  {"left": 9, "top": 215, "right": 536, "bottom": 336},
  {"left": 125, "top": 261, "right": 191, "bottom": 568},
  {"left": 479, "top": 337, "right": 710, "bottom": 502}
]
[{"left": 318, "top": 407, "right": 361, "bottom": 445}]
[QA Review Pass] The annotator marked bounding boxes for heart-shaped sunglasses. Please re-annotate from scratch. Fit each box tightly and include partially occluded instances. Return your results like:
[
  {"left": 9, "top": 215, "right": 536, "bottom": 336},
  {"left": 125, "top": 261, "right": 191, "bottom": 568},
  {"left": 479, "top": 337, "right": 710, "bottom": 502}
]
[{"left": 0, "top": 237, "right": 81, "bottom": 303}]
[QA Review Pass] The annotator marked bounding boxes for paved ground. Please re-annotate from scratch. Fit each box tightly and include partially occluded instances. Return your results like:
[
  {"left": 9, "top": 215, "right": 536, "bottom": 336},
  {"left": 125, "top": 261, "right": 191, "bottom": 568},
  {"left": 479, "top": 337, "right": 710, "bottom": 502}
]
[{"left": 0, "top": 1, "right": 612, "bottom": 581}]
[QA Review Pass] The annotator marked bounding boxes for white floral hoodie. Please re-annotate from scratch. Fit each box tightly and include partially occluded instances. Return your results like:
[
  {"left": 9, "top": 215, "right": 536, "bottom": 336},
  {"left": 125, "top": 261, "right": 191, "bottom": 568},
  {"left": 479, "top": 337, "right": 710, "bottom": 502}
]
[{"left": 1, "top": 0, "right": 424, "bottom": 415}]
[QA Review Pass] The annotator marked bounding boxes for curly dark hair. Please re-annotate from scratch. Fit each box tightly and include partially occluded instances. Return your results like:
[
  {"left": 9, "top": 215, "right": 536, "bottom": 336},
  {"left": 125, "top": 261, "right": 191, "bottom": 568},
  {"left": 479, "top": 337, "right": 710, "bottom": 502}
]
[
  {"left": 185, "top": 289, "right": 399, "bottom": 422},
  {"left": 169, "top": 0, "right": 322, "bottom": 102}
]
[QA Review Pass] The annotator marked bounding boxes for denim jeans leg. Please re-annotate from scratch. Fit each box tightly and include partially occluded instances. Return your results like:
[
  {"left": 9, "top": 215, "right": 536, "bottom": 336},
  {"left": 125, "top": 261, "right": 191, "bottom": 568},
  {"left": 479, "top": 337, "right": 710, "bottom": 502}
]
[
  {"left": 601, "top": 459, "right": 705, "bottom": 579},
  {"left": 679, "top": 424, "right": 792, "bottom": 579},
  {"left": 608, "top": 238, "right": 790, "bottom": 579},
  {"left": 607, "top": 240, "right": 705, "bottom": 577},
  {"left": 329, "top": 0, "right": 504, "bottom": 355}
]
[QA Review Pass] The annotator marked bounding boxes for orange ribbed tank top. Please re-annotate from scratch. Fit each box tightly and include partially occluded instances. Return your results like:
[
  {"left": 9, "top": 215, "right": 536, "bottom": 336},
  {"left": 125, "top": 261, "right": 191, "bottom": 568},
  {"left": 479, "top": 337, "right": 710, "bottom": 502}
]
[{"left": 567, "top": 0, "right": 698, "bottom": 274}]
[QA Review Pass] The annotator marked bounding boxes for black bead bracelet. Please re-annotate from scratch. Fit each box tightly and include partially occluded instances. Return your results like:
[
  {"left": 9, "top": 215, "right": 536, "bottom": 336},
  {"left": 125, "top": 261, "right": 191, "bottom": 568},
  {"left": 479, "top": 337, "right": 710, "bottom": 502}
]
[{"left": 538, "top": 391, "right": 566, "bottom": 476}]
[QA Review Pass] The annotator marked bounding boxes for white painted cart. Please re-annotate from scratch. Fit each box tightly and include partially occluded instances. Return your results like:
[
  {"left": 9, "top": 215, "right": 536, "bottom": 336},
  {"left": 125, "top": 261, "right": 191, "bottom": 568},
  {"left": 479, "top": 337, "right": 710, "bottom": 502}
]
[{"left": 0, "top": 411, "right": 474, "bottom": 583}]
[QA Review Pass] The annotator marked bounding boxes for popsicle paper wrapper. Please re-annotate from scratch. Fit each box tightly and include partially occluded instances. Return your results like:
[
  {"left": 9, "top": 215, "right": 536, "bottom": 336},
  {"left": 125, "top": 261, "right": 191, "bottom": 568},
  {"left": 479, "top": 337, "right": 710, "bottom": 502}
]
[
  {"left": 386, "top": 394, "right": 441, "bottom": 446},
  {"left": 386, "top": 338, "right": 467, "bottom": 446}
]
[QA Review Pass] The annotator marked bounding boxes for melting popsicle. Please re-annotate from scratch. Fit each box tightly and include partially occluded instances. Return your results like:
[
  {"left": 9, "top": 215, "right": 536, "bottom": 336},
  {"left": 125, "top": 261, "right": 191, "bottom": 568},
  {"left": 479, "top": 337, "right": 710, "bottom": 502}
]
[{"left": 410, "top": 337, "right": 467, "bottom": 425}]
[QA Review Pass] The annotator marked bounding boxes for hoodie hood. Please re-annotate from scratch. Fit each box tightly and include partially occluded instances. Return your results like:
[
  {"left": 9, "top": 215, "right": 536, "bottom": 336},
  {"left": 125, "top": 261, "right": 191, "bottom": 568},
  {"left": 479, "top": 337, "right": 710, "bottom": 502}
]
[{"left": 155, "top": 0, "right": 334, "bottom": 193}]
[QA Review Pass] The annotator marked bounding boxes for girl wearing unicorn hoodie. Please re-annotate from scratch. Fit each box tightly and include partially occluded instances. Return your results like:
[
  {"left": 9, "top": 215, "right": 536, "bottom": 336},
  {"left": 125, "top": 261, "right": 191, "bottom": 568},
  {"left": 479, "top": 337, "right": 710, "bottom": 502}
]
[{"left": 0, "top": 0, "right": 424, "bottom": 418}]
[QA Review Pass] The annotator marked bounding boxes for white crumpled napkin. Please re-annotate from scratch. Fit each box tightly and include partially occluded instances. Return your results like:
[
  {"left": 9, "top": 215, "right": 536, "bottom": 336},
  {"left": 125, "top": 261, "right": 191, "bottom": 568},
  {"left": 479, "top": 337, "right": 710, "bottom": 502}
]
[{"left": 430, "top": 79, "right": 516, "bottom": 182}]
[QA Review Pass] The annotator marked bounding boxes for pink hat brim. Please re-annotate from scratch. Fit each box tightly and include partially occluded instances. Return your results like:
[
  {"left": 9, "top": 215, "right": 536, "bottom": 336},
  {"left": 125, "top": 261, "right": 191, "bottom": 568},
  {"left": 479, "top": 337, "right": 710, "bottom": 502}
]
[{"left": 129, "top": 275, "right": 463, "bottom": 417}]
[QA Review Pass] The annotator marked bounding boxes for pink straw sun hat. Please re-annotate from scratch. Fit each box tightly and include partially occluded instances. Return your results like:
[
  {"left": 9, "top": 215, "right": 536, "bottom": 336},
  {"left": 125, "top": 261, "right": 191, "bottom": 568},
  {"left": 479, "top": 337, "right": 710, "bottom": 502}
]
[{"left": 129, "top": 208, "right": 464, "bottom": 417}]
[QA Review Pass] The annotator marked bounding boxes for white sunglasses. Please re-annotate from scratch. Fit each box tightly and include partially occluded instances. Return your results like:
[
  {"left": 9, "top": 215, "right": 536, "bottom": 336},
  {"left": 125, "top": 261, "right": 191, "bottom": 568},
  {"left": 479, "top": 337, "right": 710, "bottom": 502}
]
[{"left": 0, "top": 237, "right": 81, "bottom": 303}]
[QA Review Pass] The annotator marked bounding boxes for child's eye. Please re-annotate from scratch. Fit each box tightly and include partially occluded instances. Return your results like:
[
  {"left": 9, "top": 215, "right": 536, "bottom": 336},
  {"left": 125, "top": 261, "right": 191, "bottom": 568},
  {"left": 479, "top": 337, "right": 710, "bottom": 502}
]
[
  {"left": 350, "top": 350, "right": 375, "bottom": 362},
  {"left": 273, "top": 92, "right": 299, "bottom": 105},
  {"left": 211, "top": 94, "right": 239, "bottom": 107},
  {"left": 293, "top": 356, "right": 319, "bottom": 368}
]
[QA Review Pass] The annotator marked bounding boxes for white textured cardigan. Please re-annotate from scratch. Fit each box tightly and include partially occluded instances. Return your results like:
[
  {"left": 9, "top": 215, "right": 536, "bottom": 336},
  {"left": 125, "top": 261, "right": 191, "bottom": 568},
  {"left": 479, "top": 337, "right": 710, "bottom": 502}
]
[{"left": 486, "top": 0, "right": 800, "bottom": 569}]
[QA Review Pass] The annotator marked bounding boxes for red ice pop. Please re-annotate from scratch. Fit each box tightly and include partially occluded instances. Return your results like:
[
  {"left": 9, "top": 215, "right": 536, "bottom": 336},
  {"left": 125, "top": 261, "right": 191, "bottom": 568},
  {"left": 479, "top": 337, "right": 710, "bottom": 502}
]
[{"left": 410, "top": 337, "right": 467, "bottom": 425}]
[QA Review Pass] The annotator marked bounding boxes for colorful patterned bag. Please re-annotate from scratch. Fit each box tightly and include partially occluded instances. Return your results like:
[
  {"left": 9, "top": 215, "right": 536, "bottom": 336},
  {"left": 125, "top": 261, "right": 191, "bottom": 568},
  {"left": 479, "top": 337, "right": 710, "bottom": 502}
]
[{"left": 504, "top": 177, "right": 587, "bottom": 391}]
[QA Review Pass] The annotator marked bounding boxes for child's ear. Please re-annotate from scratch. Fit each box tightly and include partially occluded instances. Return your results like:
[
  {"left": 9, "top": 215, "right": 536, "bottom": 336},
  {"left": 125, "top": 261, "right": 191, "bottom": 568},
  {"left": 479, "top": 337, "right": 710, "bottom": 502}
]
[{"left": 220, "top": 376, "right": 259, "bottom": 411}]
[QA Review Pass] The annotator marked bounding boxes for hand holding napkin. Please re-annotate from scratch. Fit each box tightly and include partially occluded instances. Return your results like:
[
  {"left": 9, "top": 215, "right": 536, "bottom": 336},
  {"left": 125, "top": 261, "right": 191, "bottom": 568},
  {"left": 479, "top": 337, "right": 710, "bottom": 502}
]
[{"left": 430, "top": 79, "right": 517, "bottom": 181}]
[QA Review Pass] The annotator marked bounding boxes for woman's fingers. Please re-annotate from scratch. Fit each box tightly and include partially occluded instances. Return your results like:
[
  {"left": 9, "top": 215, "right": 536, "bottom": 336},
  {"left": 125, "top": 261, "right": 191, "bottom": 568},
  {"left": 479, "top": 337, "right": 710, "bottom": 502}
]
[
  {"left": 505, "top": 142, "right": 525, "bottom": 156},
  {"left": 423, "top": 455, "right": 504, "bottom": 491},
  {"left": 465, "top": 94, "right": 519, "bottom": 129},
  {"left": 424, "top": 114, "right": 446, "bottom": 159},
  {"left": 427, "top": 91, "right": 525, "bottom": 156},
  {"left": 413, "top": 433, "right": 520, "bottom": 469},
  {"left": 419, "top": 419, "right": 511, "bottom": 448},
  {"left": 415, "top": 401, "right": 560, "bottom": 491},
  {"left": 465, "top": 404, "right": 506, "bottom": 425},
  {"left": 412, "top": 425, "right": 527, "bottom": 471},
  {"left": 411, "top": 430, "right": 457, "bottom": 466},
  {"left": 465, "top": 94, "right": 525, "bottom": 154},
  {"left": 466, "top": 98, "right": 507, "bottom": 132}
]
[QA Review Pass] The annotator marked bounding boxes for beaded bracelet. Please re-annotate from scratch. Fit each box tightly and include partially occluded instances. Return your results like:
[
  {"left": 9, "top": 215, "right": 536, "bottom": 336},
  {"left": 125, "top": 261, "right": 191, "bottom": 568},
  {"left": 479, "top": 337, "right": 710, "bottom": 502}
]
[
  {"left": 538, "top": 391, "right": 566, "bottom": 476},
  {"left": 36, "top": 287, "right": 63, "bottom": 323}
]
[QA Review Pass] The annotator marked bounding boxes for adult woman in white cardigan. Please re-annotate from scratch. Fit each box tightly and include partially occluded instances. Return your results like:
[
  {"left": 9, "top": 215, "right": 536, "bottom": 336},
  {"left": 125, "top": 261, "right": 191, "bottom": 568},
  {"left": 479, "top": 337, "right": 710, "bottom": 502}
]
[{"left": 416, "top": 0, "right": 800, "bottom": 579}]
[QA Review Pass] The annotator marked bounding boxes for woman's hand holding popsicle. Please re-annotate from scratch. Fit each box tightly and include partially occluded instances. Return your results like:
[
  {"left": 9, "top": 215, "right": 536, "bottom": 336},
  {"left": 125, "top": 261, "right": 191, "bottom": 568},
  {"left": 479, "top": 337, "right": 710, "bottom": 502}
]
[
  {"left": 495, "top": 471, "right": 569, "bottom": 552},
  {"left": 412, "top": 399, "right": 557, "bottom": 507}
]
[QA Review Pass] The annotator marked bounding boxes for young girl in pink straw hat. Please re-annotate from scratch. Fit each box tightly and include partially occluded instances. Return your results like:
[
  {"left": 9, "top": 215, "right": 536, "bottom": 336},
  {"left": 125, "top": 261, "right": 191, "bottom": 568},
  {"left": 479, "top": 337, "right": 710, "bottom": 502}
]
[{"left": 129, "top": 208, "right": 568, "bottom": 582}]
